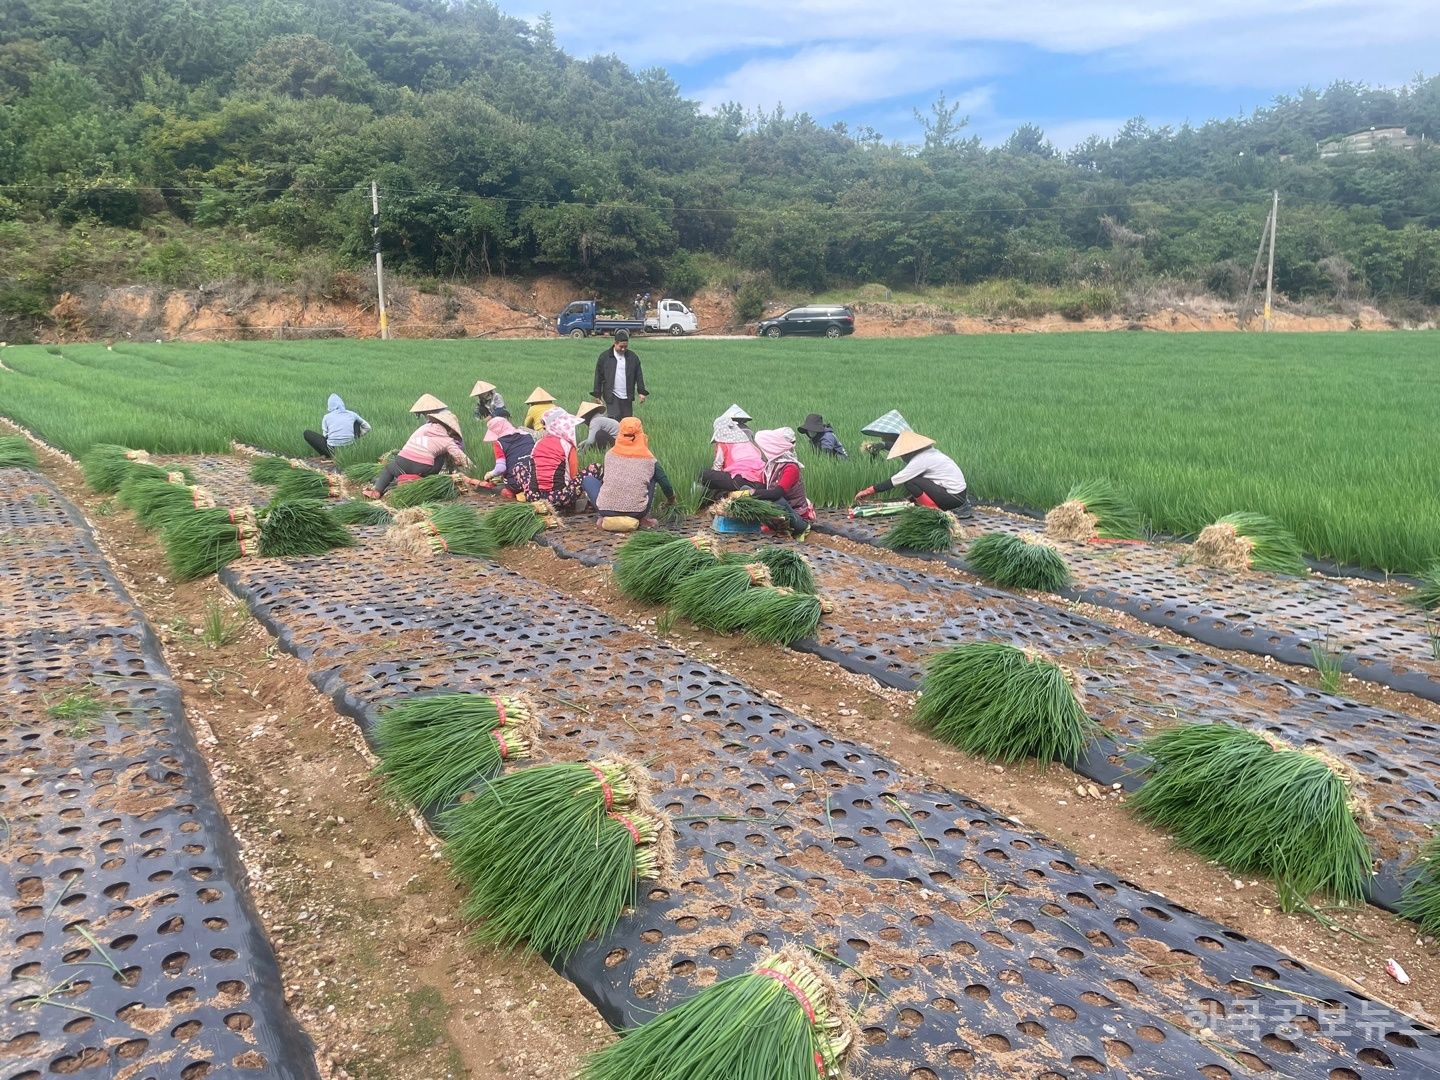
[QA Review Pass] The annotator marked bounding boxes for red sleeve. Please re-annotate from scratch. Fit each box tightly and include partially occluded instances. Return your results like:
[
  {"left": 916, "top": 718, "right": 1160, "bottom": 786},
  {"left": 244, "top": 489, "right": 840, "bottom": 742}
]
[
  {"left": 568, "top": 446, "right": 579, "bottom": 476},
  {"left": 779, "top": 463, "right": 801, "bottom": 490}
]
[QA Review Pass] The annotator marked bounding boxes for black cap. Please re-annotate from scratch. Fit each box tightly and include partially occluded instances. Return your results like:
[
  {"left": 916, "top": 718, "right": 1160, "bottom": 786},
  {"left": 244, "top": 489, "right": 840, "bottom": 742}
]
[{"left": 613, "top": 328, "right": 630, "bottom": 341}]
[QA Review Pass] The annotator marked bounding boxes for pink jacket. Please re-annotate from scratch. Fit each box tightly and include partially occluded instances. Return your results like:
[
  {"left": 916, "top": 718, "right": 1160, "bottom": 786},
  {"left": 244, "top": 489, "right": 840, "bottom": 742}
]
[
  {"left": 400, "top": 421, "right": 471, "bottom": 470},
  {"left": 712, "top": 440, "right": 764, "bottom": 483}
]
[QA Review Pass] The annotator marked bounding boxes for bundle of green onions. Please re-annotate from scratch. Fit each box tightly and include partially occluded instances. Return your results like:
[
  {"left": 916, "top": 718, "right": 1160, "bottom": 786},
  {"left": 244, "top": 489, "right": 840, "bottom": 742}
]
[
  {"left": 0, "top": 435, "right": 38, "bottom": 469},
  {"left": 1414, "top": 565, "right": 1440, "bottom": 610},
  {"left": 482, "top": 500, "right": 559, "bottom": 547},
  {"left": 882, "top": 506, "right": 961, "bottom": 552},
  {"left": 613, "top": 534, "right": 720, "bottom": 604},
  {"left": 848, "top": 500, "right": 912, "bottom": 519},
  {"left": 162, "top": 506, "right": 260, "bottom": 581},
  {"left": 965, "top": 532, "right": 1071, "bottom": 592},
  {"left": 1194, "top": 512, "right": 1308, "bottom": 576},
  {"left": 442, "top": 759, "right": 672, "bottom": 957},
  {"left": 710, "top": 493, "right": 787, "bottom": 526},
  {"left": 271, "top": 467, "right": 345, "bottom": 503},
  {"left": 342, "top": 460, "right": 383, "bottom": 485},
  {"left": 117, "top": 473, "right": 217, "bottom": 529},
  {"left": 82, "top": 444, "right": 154, "bottom": 493},
  {"left": 913, "top": 642, "right": 1096, "bottom": 765},
  {"left": 723, "top": 546, "right": 816, "bottom": 594},
  {"left": 577, "top": 945, "right": 858, "bottom": 1080},
  {"left": 671, "top": 561, "right": 772, "bottom": 632},
  {"left": 374, "top": 693, "right": 535, "bottom": 809},
  {"left": 736, "top": 586, "right": 824, "bottom": 645},
  {"left": 331, "top": 499, "right": 395, "bottom": 526},
  {"left": 1045, "top": 479, "right": 1145, "bottom": 541},
  {"left": 386, "top": 473, "right": 459, "bottom": 508},
  {"left": 258, "top": 500, "right": 356, "bottom": 557},
  {"left": 1400, "top": 834, "right": 1440, "bottom": 936},
  {"left": 1130, "top": 724, "right": 1371, "bottom": 906},
  {"left": 386, "top": 504, "right": 495, "bottom": 559},
  {"left": 249, "top": 455, "right": 301, "bottom": 484}
]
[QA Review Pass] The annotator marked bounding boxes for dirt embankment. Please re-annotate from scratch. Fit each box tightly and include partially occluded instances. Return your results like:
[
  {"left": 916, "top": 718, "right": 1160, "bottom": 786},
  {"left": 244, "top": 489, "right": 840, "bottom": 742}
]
[{"left": 40, "top": 276, "right": 1423, "bottom": 344}]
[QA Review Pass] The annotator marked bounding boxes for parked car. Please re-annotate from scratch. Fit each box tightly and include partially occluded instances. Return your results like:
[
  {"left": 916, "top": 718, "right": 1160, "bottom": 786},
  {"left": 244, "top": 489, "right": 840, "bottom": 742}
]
[
  {"left": 756, "top": 305, "right": 855, "bottom": 338},
  {"left": 556, "top": 298, "right": 698, "bottom": 337}
]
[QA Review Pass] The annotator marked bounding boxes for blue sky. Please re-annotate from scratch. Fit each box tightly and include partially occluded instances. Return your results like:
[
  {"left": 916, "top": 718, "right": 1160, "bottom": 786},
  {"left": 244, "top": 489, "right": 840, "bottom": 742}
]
[{"left": 527, "top": 1, "right": 1437, "bottom": 148}]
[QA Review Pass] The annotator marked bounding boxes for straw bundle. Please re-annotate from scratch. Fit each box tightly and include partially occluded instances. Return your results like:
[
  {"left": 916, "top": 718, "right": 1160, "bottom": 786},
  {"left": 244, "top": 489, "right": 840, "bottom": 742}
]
[
  {"left": 1130, "top": 724, "right": 1371, "bottom": 905},
  {"left": 913, "top": 642, "right": 1095, "bottom": 765},
  {"left": 672, "top": 561, "right": 772, "bottom": 632},
  {"left": 882, "top": 506, "right": 961, "bottom": 551},
  {"left": 386, "top": 473, "right": 459, "bottom": 508},
  {"left": 0, "top": 436, "right": 38, "bottom": 469},
  {"left": 613, "top": 534, "right": 720, "bottom": 604},
  {"left": 1044, "top": 480, "right": 1144, "bottom": 541},
  {"left": 374, "top": 694, "right": 535, "bottom": 809},
  {"left": 442, "top": 759, "right": 672, "bottom": 957},
  {"left": 966, "top": 532, "right": 1071, "bottom": 592},
  {"left": 258, "top": 500, "right": 355, "bottom": 557},
  {"left": 578, "top": 945, "right": 858, "bottom": 1080},
  {"left": 162, "top": 507, "right": 260, "bottom": 581},
  {"left": 1195, "top": 513, "right": 1307, "bottom": 576}
]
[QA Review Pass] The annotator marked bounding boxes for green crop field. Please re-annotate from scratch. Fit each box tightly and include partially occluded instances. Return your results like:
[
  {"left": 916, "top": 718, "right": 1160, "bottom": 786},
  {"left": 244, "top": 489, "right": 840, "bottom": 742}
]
[{"left": 2, "top": 332, "right": 1437, "bottom": 572}]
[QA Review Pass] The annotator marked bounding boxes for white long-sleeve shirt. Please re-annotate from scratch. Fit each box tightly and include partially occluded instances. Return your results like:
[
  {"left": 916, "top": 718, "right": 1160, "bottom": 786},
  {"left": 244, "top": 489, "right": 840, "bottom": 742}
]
[
  {"left": 611, "top": 349, "right": 628, "bottom": 399},
  {"left": 883, "top": 447, "right": 966, "bottom": 495}
]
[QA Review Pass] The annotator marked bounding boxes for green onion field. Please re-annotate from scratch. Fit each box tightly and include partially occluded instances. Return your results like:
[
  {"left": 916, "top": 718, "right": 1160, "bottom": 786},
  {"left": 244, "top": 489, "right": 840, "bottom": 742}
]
[{"left": 2, "top": 332, "right": 1436, "bottom": 571}]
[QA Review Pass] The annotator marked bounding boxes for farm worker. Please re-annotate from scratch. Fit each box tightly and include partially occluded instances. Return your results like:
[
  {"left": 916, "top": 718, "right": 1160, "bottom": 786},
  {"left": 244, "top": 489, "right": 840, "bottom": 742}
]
[
  {"left": 366, "top": 407, "right": 471, "bottom": 498},
  {"left": 855, "top": 431, "right": 969, "bottom": 512},
  {"left": 523, "top": 387, "right": 556, "bottom": 432},
  {"left": 303, "top": 394, "right": 370, "bottom": 459},
  {"left": 583, "top": 417, "right": 675, "bottom": 528},
  {"left": 750, "top": 427, "right": 815, "bottom": 539},
  {"left": 511, "top": 407, "right": 600, "bottom": 513},
  {"left": 481, "top": 416, "right": 534, "bottom": 494},
  {"left": 592, "top": 329, "right": 648, "bottom": 420},
  {"left": 858, "top": 409, "right": 911, "bottom": 458},
  {"left": 798, "top": 413, "right": 847, "bottom": 458},
  {"left": 722, "top": 404, "right": 755, "bottom": 436},
  {"left": 411, "top": 393, "right": 448, "bottom": 415},
  {"left": 471, "top": 380, "right": 509, "bottom": 421},
  {"left": 698, "top": 412, "right": 765, "bottom": 503},
  {"left": 576, "top": 400, "right": 620, "bottom": 451}
]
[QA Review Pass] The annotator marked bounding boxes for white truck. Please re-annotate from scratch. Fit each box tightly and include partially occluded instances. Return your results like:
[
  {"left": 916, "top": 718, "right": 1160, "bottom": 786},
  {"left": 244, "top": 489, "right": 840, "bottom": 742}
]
[{"left": 555, "top": 298, "right": 699, "bottom": 337}]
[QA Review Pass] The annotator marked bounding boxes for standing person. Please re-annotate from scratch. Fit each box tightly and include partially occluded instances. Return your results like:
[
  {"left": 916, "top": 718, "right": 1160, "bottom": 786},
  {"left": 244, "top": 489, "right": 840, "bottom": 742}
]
[
  {"left": 523, "top": 387, "right": 557, "bottom": 432},
  {"left": 471, "top": 380, "right": 509, "bottom": 420},
  {"left": 583, "top": 417, "right": 675, "bottom": 528},
  {"left": 481, "top": 416, "right": 534, "bottom": 494},
  {"left": 750, "top": 427, "right": 815, "bottom": 538},
  {"left": 511, "top": 407, "right": 600, "bottom": 513},
  {"left": 576, "top": 401, "right": 619, "bottom": 451},
  {"left": 798, "top": 413, "right": 847, "bottom": 458},
  {"left": 698, "top": 412, "right": 765, "bottom": 502},
  {"left": 854, "top": 431, "right": 969, "bottom": 512},
  {"left": 365, "top": 406, "right": 471, "bottom": 498},
  {"left": 592, "top": 329, "right": 647, "bottom": 420},
  {"left": 858, "top": 410, "right": 911, "bottom": 458},
  {"left": 303, "top": 394, "right": 371, "bottom": 459}
]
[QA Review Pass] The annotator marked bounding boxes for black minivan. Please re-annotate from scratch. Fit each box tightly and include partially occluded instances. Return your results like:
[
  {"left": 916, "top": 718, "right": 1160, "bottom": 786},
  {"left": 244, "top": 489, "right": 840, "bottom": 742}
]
[{"left": 756, "top": 305, "right": 855, "bottom": 338}]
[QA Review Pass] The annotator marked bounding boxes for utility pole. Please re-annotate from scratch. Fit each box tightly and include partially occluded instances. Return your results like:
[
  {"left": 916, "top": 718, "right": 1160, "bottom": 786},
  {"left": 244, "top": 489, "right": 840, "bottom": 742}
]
[
  {"left": 1237, "top": 202, "right": 1271, "bottom": 330},
  {"left": 370, "top": 181, "right": 389, "bottom": 341},
  {"left": 1262, "top": 189, "right": 1278, "bottom": 332}
]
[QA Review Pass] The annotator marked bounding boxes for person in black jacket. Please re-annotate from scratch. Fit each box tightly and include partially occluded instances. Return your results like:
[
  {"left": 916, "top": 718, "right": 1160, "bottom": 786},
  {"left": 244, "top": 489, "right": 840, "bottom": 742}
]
[{"left": 592, "top": 329, "right": 648, "bottom": 420}]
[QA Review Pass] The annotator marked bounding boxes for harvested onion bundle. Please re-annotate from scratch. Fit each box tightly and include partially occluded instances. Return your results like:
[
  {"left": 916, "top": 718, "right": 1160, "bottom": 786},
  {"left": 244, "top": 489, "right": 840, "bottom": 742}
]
[
  {"left": 883, "top": 506, "right": 961, "bottom": 552},
  {"left": 258, "top": 500, "right": 355, "bottom": 557},
  {"left": 482, "top": 500, "right": 560, "bottom": 547},
  {"left": 966, "top": 532, "right": 1070, "bottom": 592},
  {"left": 332, "top": 499, "right": 394, "bottom": 526},
  {"left": 386, "top": 473, "right": 459, "bottom": 508},
  {"left": 710, "top": 492, "right": 786, "bottom": 526},
  {"left": 385, "top": 504, "right": 495, "bottom": 559},
  {"left": 117, "top": 474, "right": 216, "bottom": 529},
  {"left": 614, "top": 534, "right": 719, "bottom": 604},
  {"left": 374, "top": 694, "right": 535, "bottom": 808},
  {"left": 0, "top": 436, "right": 37, "bottom": 469},
  {"left": 1194, "top": 512, "right": 1307, "bottom": 576},
  {"left": 249, "top": 455, "right": 302, "bottom": 484},
  {"left": 162, "top": 507, "right": 260, "bottom": 581},
  {"left": 671, "top": 561, "right": 771, "bottom": 632},
  {"left": 1045, "top": 479, "right": 1144, "bottom": 541},
  {"left": 271, "top": 467, "right": 345, "bottom": 503}
]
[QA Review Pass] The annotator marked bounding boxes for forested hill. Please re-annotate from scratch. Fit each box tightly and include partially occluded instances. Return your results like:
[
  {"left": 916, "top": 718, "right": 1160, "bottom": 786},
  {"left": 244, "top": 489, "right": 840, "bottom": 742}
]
[{"left": 2, "top": 0, "right": 1438, "bottom": 330}]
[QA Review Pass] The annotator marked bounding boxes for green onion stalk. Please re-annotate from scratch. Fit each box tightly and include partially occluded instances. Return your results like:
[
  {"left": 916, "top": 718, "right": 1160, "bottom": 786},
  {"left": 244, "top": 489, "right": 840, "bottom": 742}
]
[
  {"left": 577, "top": 945, "right": 859, "bottom": 1080},
  {"left": 331, "top": 499, "right": 395, "bottom": 526},
  {"left": 1194, "top": 512, "right": 1308, "bottom": 576},
  {"left": 257, "top": 500, "right": 356, "bottom": 557},
  {"left": 386, "top": 473, "right": 459, "bottom": 508},
  {"left": 965, "top": 532, "right": 1071, "bottom": 592},
  {"left": 882, "top": 506, "right": 961, "bottom": 552},
  {"left": 0, "top": 435, "right": 38, "bottom": 469},
  {"left": 161, "top": 506, "right": 260, "bottom": 581},
  {"left": 1414, "top": 564, "right": 1440, "bottom": 610},
  {"left": 482, "top": 500, "right": 559, "bottom": 547},
  {"left": 735, "top": 587, "right": 825, "bottom": 645},
  {"left": 249, "top": 455, "right": 302, "bottom": 484},
  {"left": 1045, "top": 479, "right": 1145, "bottom": 541},
  {"left": 117, "top": 474, "right": 218, "bottom": 529},
  {"left": 374, "top": 693, "right": 535, "bottom": 809},
  {"left": 913, "top": 642, "right": 1097, "bottom": 765},
  {"left": 671, "top": 561, "right": 772, "bottom": 633},
  {"left": 1130, "top": 724, "right": 1372, "bottom": 907},
  {"left": 342, "top": 460, "right": 383, "bottom": 485},
  {"left": 709, "top": 493, "right": 787, "bottom": 526},
  {"left": 271, "top": 467, "right": 345, "bottom": 503},
  {"left": 613, "top": 533, "right": 721, "bottom": 605},
  {"left": 387, "top": 504, "right": 496, "bottom": 559},
  {"left": 1400, "top": 834, "right": 1440, "bottom": 936},
  {"left": 81, "top": 444, "right": 155, "bottom": 493},
  {"left": 441, "top": 759, "right": 672, "bottom": 958},
  {"left": 848, "top": 499, "right": 912, "bottom": 519}
]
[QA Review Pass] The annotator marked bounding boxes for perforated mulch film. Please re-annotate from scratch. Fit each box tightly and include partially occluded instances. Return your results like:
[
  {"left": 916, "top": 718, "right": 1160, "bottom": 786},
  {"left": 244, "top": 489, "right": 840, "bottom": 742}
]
[
  {"left": 0, "top": 468, "right": 315, "bottom": 1080},
  {"left": 817, "top": 507, "right": 1440, "bottom": 706},
  {"left": 220, "top": 539, "right": 1440, "bottom": 1080}
]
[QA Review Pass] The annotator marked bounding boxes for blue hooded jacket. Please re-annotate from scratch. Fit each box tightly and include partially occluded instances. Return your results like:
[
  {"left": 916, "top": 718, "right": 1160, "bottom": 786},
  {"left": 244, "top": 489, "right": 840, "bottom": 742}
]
[{"left": 321, "top": 394, "right": 370, "bottom": 446}]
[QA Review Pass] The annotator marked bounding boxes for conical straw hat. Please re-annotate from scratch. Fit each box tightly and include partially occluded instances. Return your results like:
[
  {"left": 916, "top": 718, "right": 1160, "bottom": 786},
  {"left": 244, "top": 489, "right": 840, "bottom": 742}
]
[
  {"left": 526, "top": 386, "right": 555, "bottom": 405},
  {"left": 576, "top": 401, "right": 605, "bottom": 420},
  {"left": 411, "top": 393, "right": 447, "bottom": 414},
  {"left": 470, "top": 380, "right": 496, "bottom": 397},
  {"left": 886, "top": 430, "right": 935, "bottom": 460}
]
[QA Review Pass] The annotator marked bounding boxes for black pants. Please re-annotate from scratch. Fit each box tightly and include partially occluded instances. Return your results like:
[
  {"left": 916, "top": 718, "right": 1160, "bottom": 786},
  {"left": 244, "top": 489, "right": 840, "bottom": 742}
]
[
  {"left": 697, "top": 469, "right": 753, "bottom": 505},
  {"left": 902, "top": 478, "right": 970, "bottom": 512},
  {"left": 303, "top": 420, "right": 366, "bottom": 459},
  {"left": 602, "top": 392, "right": 633, "bottom": 420},
  {"left": 373, "top": 455, "right": 439, "bottom": 495}
]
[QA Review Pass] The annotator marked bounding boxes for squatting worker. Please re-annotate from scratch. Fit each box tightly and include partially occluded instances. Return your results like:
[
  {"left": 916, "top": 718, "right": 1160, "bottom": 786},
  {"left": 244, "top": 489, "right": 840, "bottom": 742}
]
[
  {"left": 471, "top": 380, "right": 509, "bottom": 420},
  {"left": 583, "top": 416, "right": 675, "bottom": 527},
  {"left": 592, "top": 329, "right": 648, "bottom": 420},
  {"left": 698, "top": 411, "right": 765, "bottom": 503},
  {"left": 576, "top": 400, "right": 620, "bottom": 451},
  {"left": 854, "top": 431, "right": 969, "bottom": 512},
  {"left": 365, "top": 404, "right": 471, "bottom": 498},
  {"left": 858, "top": 409, "right": 911, "bottom": 458},
  {"left": 481, "top": 416, "right": 534, "bottom": 494},
  {"left": 523, "top": 387, "right": 556, "bottom": 431},
  {"left": 303, "top": 394, "right": 370, "bottom": 459}
]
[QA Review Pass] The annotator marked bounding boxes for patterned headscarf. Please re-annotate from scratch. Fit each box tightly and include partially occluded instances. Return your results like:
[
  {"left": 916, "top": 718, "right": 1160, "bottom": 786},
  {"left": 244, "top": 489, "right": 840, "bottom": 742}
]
[
  {"left": 712, "top": 416, "right": 749, "bottom": 444},
  {"left": 484, "top": 416, "right": 520, "bottom": 442},
  {"left": 541, "top": 406, "right": 578, "bottom": 447},
  {"left": 611, "top": 417, "right": 653, "bottom": 459}
]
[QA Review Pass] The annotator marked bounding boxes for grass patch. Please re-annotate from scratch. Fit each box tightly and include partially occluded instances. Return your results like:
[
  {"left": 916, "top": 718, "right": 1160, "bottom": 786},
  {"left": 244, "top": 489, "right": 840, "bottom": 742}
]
[
  {"left": 966, "top": 532, "right": 1071, "bottom": 592},
  {"left": 200, "top": 598, "right": 249, "bottom": 648},
  {"left": 1413, "top": 565, "right": 1440, "bottom": 610},
  {"left": 46, "top": 685, "right": 105, "bottom": 734},
  {"left": 1309, "top": 637, "right": 1345, "bottom": 693}
]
